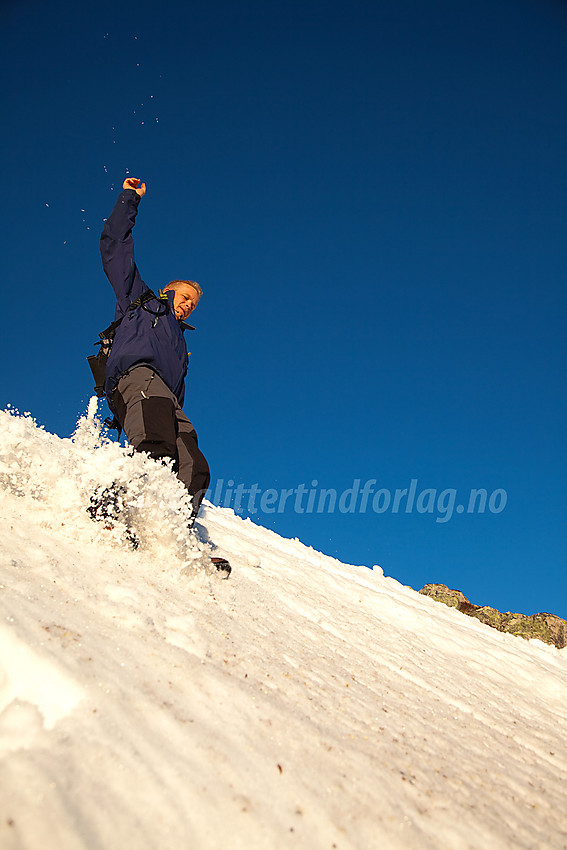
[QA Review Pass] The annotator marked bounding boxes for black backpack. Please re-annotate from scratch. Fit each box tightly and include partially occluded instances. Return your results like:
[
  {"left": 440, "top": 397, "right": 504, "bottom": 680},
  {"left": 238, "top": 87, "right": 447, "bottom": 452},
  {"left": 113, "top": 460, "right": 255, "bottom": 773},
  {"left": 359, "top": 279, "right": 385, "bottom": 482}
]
[{"left": 87, "top": 288, "right": 168, "bottom": 398}]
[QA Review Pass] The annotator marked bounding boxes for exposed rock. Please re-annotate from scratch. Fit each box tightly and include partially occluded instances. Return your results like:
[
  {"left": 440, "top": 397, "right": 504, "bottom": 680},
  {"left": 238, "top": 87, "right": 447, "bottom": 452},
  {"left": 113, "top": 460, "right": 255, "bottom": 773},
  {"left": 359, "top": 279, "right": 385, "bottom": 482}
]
[
  {"left": 418, "top": 584, "right": 567, "bottom": 649},
  {"left": 418, "top": 584, "right": 468, "bottom": 609}
]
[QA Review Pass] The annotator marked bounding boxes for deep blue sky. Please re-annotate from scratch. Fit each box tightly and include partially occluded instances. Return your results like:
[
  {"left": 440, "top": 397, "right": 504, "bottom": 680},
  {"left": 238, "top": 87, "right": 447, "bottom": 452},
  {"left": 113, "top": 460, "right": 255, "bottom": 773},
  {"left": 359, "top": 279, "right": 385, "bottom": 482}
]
[{"left": 1, "top": 0, "right": 566, "bottom": 618}]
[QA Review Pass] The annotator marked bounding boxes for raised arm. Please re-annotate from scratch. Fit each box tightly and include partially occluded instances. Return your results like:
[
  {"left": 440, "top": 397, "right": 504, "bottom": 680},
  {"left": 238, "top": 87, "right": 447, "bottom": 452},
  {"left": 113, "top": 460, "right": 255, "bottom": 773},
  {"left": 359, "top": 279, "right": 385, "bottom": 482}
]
[{"left": 100, "top": 177, "right": 148, "bottom": 313}]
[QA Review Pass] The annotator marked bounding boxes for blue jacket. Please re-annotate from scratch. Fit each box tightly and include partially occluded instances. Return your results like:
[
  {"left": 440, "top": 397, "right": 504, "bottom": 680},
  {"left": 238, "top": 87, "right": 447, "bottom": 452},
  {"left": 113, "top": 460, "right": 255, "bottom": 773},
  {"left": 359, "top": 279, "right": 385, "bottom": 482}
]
[{"left": 100, "top": 189, "right": 191, "bottom": 406}]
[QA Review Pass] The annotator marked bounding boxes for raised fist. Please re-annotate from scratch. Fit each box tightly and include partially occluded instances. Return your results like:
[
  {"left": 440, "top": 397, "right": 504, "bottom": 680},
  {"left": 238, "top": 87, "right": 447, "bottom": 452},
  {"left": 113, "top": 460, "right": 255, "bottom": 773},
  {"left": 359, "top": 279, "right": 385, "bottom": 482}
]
[{"left": 123, "top": 177, "right": 146, "bottom": 197}]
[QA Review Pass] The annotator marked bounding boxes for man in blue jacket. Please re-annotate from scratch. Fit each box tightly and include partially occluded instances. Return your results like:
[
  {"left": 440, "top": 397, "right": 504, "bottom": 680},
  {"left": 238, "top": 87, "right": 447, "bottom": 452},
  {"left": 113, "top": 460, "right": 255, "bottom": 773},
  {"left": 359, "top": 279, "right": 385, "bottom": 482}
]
[{"left": 100, "top": 176, "right": 210, "bottom": 521}]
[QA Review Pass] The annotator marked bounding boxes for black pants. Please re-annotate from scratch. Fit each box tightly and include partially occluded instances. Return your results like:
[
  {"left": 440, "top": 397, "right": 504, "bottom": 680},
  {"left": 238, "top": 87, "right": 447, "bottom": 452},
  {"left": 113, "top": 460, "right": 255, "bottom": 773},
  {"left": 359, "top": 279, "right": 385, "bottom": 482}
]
[{"left": 112, "top": 367, "right": 210, "bottom": 518}]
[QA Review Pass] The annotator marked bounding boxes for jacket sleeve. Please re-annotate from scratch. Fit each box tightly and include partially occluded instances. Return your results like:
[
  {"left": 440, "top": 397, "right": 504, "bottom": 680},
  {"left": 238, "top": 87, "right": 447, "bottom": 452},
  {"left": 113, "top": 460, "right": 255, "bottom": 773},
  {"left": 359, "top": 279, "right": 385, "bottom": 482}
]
[{"left": 100, "top": 189, "right": 146, "bottom": 313}]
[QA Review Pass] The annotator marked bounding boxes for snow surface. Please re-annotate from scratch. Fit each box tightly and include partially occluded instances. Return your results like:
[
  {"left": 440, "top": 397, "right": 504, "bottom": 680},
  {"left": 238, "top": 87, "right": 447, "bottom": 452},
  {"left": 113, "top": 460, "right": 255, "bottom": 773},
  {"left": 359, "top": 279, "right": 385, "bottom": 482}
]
[{"left": 0, "top": 403, "right": 566, "bottom": 850}]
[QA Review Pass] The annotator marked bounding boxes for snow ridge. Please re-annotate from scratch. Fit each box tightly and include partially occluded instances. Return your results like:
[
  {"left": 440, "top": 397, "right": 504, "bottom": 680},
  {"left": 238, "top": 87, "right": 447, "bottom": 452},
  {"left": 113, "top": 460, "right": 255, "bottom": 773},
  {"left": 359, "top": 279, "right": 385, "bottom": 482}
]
[{"left": 0, "top": 405, "right": 566, "bottom": 850}]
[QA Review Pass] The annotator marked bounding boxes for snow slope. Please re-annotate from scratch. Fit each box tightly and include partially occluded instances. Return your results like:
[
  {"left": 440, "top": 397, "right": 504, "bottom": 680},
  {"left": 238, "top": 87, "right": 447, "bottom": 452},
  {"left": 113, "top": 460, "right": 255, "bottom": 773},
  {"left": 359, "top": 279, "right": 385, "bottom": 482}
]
[{"left": 0, "top": 404, "right": 566, "bottom": 850}]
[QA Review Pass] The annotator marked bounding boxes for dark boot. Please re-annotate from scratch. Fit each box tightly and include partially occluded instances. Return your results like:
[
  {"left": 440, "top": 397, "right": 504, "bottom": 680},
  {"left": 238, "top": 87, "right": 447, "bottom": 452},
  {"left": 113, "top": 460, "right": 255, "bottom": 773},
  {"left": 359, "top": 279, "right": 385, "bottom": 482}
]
[
  {"left": 88, "top": 483, "right": 140, "bottom": 549},
  {"left": 210, "top": 557, "right": 231, "bottom": 578}
]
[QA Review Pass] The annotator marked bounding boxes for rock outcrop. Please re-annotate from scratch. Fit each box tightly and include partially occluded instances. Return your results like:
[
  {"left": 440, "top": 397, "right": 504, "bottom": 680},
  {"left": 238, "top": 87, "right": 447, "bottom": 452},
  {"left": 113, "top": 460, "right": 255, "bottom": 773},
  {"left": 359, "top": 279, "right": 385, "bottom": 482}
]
[{"left": 418, "top": 584, "right": 567, "bottom": 649}]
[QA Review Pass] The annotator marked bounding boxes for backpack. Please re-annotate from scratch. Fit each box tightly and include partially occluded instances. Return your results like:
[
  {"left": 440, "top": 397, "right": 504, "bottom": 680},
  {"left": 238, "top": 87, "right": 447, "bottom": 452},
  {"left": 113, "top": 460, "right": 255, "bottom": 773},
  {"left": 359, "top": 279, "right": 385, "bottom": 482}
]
[{"left": 87, "top": 288, "right": 170, "bottom": 398}]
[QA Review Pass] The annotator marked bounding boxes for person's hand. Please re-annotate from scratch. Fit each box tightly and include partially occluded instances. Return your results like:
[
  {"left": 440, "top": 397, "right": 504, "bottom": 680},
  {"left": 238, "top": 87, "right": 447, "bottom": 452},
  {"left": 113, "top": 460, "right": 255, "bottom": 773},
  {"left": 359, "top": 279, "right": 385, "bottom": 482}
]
[{"left": 123, "top": 177, "right": 146, "bottom": 197}]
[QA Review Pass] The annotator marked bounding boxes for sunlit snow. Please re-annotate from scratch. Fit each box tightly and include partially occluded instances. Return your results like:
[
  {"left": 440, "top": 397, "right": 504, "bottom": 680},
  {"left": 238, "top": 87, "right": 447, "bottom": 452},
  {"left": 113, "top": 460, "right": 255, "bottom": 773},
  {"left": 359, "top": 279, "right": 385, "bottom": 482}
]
[{"left": 0, "top": 403, "right": 565, "bottom": 849}]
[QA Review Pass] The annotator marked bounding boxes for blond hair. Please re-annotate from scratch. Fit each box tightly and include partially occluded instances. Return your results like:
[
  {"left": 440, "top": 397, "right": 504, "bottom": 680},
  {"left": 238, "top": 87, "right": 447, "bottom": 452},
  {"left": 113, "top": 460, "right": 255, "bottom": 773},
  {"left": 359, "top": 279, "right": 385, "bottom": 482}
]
[{"left": 166, "top": 279, "right": 203, "bottom": 298}]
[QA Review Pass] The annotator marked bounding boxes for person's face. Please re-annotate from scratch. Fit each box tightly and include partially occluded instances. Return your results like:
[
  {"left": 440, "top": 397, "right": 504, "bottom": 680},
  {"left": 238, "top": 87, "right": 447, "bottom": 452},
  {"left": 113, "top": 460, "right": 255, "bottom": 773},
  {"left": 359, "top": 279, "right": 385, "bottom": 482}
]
[{"left": 170, "top": 284, "right": 200, "bottom": 321}]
